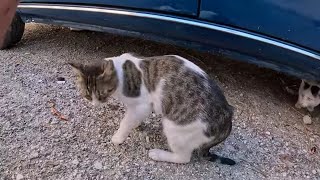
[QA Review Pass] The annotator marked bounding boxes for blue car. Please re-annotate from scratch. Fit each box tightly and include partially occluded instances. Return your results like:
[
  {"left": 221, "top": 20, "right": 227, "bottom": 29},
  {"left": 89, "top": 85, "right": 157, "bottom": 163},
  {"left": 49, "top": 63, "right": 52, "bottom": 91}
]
[{"left": 3, "top": 0, "right": 320, "bottom": 80}]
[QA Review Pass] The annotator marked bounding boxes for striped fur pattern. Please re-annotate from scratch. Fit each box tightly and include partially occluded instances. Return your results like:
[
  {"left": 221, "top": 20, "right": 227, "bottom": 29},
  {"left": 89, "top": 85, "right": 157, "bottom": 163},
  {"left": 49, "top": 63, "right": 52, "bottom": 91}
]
[
  {"left": 69, "top": 53, "right": 235, "bottom": 165},
  {"left": 69, "top": 60, "right": 118, "bottom": 105},
  {"left": 122, "top": 60, "right": 142, "bottom": 97}
]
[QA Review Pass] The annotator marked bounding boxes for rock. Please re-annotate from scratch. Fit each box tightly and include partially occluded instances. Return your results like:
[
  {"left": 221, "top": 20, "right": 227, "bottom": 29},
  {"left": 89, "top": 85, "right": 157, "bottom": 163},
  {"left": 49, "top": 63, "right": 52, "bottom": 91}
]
[
  {"left": 57, "top": 77, "right": 66, "bottom": 84},
  {"left": 57, "top": 77, "right": 65, "bottom": 81},
  {"left": 72, "top": 159, "right": 79, "bottom": 165},
  {"left": 265, "top": 131, "right": 271, "bottom": 135},
  {"left": 303, "top": 115, "right": 312, "bottom": 125},
  {"left": 16, "top": 174, "right": 24, "bottom": 180},
  {"left": 93, "top": 161, "right": 103, "bottom": 170},
  {"left": 30, "top": 151, "right": 39, "bottom": 159},
  {"left": 312, "top": 170, "right": 317, "bottom": 174}
]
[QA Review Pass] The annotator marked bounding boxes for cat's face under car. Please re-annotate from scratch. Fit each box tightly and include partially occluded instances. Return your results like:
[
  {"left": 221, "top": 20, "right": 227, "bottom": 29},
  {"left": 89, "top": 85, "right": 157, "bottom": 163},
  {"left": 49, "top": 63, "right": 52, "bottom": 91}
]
[
  {"left": 295, "top": 80, "right": 320, "bottom": 112},
  {"left": 69, "top": 61, "right": 118, "bottom": 106}
]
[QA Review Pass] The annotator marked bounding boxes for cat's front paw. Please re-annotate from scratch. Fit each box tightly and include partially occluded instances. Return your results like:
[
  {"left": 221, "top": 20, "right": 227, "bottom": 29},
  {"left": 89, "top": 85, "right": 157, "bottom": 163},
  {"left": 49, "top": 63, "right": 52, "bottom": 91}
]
[
  {"left": 111, "top": 134, "right": 126, "bottom": 145},
  {"left": 148, "top": 149, "right": 163, "bottom": 161}
]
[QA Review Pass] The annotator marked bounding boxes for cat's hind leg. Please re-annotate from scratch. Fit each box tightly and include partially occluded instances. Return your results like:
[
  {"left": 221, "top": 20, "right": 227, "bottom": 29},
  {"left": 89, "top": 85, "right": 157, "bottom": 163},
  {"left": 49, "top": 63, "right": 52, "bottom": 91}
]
[
  {"left": 112, "top": 104, "right": 151, "bottom": 145},
  {"left": 148, "top": 118, "right": 210, "bottom": 163}
]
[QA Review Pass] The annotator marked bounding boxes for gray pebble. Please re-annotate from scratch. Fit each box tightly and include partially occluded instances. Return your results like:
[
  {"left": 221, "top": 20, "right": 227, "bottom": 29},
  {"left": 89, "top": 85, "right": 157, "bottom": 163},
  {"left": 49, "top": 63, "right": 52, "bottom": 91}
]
[
  {"left": 303, "top": 115, "right": 312, "bottom": 125},
  {"left": 72, "top": 159, "right": 79, "bottom": 165},
  {"left": 16, "top": 174, "right": 24, "bottom": 180},
  {"left": 93, "top": 161, "right": 103, "bottom": 170}
]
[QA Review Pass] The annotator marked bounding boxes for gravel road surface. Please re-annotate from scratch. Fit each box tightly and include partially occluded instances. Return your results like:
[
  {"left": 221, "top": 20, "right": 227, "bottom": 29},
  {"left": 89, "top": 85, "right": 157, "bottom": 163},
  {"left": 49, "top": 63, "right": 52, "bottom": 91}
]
[{"left": 0, "top": 24, "right": 319, "bottom": 180}]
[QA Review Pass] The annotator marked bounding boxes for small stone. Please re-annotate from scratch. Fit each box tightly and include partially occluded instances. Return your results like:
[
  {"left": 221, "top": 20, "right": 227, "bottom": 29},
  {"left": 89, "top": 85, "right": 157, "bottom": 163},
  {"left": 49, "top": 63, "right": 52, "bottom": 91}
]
[
  {"left": 265, "top": 131, "right": 271, "bottom": 135},
  {"left": 57, "top": 77, "right": 66, "bottom": 84},
  {"left": 57, "top": 77, "right": 65, "bottom": 81},
  {"left": 146, "top": 136, "right": 150, "bottom": 143},
  {"left": 40, "top": 146, "right": 45, "bottom": 151},
  {"left": 282, "top": 172, "right": 287, "bottom": 177},
  {"left": 30, "top": 151, "right": 39, "bottom": 159},
  {"left": 93, "top": 161, "right": 103, "bottom": 170},
  {"left": 312, "top": 170, "right": 317, "bottom": 174},
  {"left": 16, "top": 174, "right": 24, "bottom": 180},
  {"left": 72, "top": 159, "right": 79, "bottom": 165},
  {"left": 50, "top": 119, "right": 59, "bottom": 124},
  {"left": 240, "top": 93, "right": 243, "bottom": 97},
  {"left": 303, "top": 115, "right": 312, "bottom": 125}
]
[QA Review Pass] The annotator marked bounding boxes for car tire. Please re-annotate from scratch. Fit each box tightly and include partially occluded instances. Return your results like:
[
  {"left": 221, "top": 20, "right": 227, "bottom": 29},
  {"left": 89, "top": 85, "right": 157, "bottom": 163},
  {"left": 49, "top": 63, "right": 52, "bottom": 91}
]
[{"left": 0, "top": 13, "right": 25, "bottom": 50}]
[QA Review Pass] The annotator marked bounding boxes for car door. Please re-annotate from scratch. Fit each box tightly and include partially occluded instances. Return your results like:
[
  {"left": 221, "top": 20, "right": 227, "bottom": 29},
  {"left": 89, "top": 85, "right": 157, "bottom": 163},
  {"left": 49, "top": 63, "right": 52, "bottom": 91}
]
[
  {"left": 199, "top": 0, "right": 320, "bottom": 53},
  {"left": 19, "top": 0, "right": 199, "bottom": 17}
]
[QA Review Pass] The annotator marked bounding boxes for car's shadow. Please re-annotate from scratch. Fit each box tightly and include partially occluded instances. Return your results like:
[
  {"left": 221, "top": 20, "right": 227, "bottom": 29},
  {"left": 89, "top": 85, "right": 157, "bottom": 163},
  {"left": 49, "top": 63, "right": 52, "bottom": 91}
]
[{"left": 17, "top": 23, "right": 320, "bottom": 134}]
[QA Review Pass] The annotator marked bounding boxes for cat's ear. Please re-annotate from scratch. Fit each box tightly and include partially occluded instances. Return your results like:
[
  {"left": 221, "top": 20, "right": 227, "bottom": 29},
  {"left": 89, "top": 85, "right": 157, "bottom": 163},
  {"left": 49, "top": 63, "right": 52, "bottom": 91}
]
[
  {"left": 100, "top": 60, "right": 115, "bottom": 77},
  {"left": 68, "top": 62, "right": 84, "bottom": 77}
]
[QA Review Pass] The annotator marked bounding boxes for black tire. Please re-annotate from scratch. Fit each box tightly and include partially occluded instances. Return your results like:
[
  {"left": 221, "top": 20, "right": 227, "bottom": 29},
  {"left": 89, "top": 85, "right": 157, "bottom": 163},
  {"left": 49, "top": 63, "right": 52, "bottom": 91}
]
[{"left": 0, "top": 13, "right": 25, "bottom": 50}]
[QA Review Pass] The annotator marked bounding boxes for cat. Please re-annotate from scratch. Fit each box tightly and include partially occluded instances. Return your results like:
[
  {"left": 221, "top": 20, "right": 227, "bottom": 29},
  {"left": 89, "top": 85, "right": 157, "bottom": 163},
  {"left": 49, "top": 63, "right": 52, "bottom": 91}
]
[
  {"left": 69, "top": 53, "right": 235, "bottom": 165},
  {"left": 295, "top": 79, "right": 320, "bottom": 112}
]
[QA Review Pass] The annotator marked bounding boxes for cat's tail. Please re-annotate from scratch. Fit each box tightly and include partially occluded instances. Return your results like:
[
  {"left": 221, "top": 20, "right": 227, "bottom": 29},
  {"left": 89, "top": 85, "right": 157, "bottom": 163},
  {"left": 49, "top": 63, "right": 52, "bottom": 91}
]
[{"left": 208, "top": 153, "right": 236, "bottom": 165}]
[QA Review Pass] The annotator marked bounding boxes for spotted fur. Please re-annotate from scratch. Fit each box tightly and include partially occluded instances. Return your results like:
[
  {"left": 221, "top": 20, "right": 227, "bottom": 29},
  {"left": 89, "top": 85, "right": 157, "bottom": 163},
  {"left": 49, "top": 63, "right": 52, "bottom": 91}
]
[
  {"left": 70, "top": 53, "right": 235, "bottom": 165},
  {"left": 296, "top": 79, "right": 320, "bottom": 112},
  {"left": 122, "top": 60, "right": 142, "bottom": 97}
]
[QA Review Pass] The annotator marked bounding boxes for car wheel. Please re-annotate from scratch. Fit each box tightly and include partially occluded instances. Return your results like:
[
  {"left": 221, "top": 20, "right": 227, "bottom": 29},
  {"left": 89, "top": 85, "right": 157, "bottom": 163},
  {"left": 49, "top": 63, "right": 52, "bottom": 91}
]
[{"left": 0, "top": 13, "right": 25, "bottom": 50}]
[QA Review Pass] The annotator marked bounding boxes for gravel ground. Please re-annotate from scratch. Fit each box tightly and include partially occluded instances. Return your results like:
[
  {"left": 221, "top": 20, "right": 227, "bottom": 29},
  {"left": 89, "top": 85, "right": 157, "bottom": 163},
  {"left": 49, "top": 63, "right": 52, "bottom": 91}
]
[{"left": 0, "top": 24, "right": 319, "bottom": 180}]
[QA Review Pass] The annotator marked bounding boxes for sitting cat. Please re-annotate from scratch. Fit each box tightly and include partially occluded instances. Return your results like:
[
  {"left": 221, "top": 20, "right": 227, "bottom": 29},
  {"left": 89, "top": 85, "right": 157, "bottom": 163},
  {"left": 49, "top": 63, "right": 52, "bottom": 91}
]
[{"left": 69, "top": 53, "right": 235, "bottom": 165}]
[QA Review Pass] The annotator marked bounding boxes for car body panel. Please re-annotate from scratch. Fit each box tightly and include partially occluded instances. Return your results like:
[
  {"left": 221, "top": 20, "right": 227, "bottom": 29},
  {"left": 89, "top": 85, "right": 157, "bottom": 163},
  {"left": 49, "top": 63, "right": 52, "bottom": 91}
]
[
  {"left": 20, "top": 0, "right": 199, "bottom": 16},
  {"left": 200, "top": 0, "right": 320, "bottom": 52},
  {"left": 16, "top": 2, "right": 320, "bottom": 81}
]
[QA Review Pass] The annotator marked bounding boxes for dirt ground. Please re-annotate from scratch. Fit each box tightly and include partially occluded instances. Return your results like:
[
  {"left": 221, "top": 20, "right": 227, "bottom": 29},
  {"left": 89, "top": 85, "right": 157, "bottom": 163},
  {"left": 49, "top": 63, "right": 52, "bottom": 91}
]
[{"left": 0, "top": 24, "right": 319, "bottom": 180}]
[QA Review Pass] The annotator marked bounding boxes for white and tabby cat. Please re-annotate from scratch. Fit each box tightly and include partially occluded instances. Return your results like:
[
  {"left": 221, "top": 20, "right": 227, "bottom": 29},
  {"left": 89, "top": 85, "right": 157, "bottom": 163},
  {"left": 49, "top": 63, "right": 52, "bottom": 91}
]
[{"left": 70, "top": 53, "right": 235, "bottom": 165}]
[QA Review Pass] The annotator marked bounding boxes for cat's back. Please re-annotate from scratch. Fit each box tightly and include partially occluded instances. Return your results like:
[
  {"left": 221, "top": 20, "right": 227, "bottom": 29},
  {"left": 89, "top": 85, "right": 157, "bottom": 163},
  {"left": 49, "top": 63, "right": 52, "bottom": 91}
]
[
  {"left": 139, "top": 54, "right": 232, "bottom": 129},
  {"left": 139, "top": 55, "right": 207, "bottom": 92}
]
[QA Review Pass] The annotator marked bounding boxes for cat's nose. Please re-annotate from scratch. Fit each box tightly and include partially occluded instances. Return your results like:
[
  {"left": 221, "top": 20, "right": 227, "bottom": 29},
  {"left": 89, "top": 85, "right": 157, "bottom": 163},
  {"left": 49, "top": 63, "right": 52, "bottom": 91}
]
[{"left": 92, "top": 100, "right": 101, "bottom": 107}]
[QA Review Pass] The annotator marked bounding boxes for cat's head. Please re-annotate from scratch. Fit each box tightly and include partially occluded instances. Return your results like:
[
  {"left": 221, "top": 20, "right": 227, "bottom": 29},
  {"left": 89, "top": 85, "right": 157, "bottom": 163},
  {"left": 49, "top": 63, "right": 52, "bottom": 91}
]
[
  {"left": 69, "top": 60, "right": 118, "bottom": 106},
  {"left": 295, "top": 79, "right": 320, "bottom": 112}
]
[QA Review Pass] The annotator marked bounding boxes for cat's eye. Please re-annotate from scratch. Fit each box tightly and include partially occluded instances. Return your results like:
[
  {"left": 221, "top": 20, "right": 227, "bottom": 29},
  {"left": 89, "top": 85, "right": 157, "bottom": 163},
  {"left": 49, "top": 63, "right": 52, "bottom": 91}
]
[
  {"left": 107, "top": 88, "right": 113, "bottom": 93},
  {"left": 85, "top": 94, "right": 92, "bottom": 100}
]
